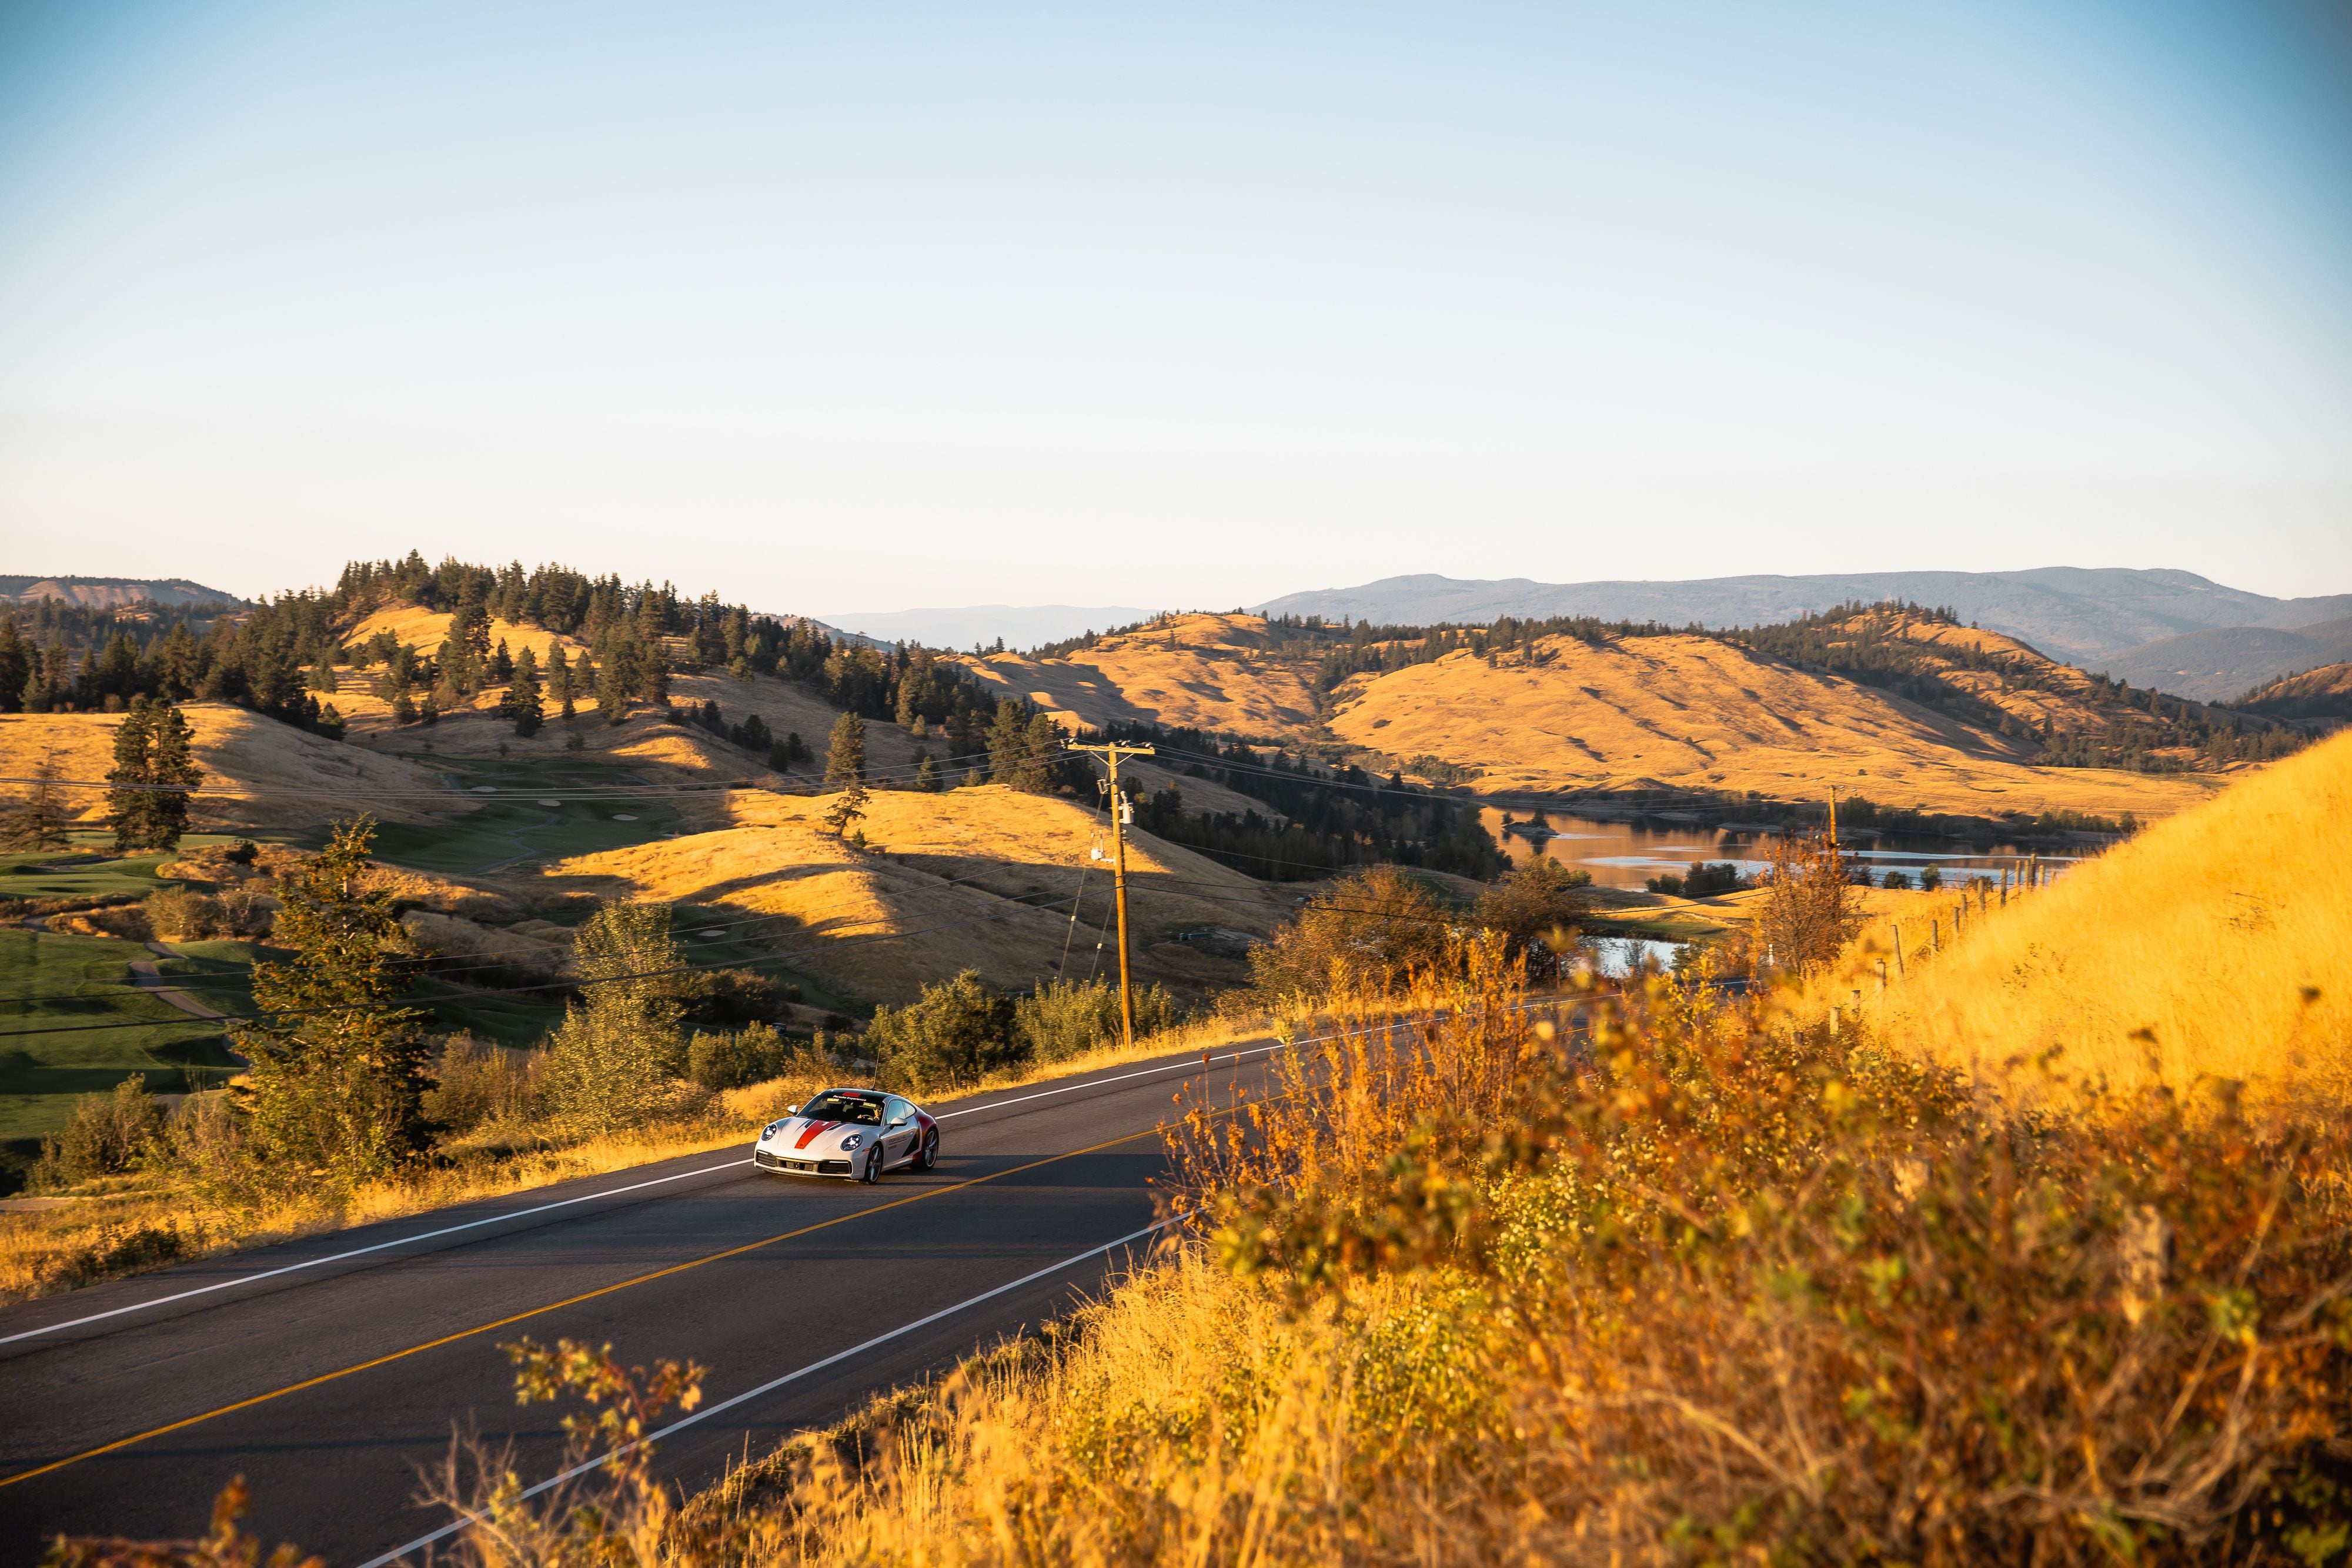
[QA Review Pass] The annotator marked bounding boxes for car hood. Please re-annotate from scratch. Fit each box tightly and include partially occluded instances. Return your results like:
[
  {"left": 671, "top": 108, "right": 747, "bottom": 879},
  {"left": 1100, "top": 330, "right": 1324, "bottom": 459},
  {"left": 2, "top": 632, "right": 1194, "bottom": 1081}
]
[{"left": 763, "top": 1117, "right": 871, "bottom": 1153}]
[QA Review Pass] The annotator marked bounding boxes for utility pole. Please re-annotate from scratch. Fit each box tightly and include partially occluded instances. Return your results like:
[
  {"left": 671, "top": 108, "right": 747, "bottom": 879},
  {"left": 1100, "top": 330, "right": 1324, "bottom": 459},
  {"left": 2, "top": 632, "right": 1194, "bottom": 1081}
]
[{"left": 1071, "top": 741, "right": 1155, "bottom": 1049}]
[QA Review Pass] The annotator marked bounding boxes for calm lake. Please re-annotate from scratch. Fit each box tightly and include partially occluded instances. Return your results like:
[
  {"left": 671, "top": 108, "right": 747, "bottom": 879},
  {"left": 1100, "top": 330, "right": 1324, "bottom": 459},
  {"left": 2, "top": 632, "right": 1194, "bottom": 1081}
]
[{"left": 1477, "top": 807, "right": 2074, "bottom": 891}]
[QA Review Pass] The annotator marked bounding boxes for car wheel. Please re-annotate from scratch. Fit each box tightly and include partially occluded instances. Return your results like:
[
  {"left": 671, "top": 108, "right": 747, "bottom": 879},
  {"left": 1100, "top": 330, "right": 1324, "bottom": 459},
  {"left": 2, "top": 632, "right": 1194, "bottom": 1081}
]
[
  {"left": 861, "top": 1146, "right": 882, "bottom": 1183},
  {"left": 919, "top": 1130, "right": 938, "bottom": 1171}
]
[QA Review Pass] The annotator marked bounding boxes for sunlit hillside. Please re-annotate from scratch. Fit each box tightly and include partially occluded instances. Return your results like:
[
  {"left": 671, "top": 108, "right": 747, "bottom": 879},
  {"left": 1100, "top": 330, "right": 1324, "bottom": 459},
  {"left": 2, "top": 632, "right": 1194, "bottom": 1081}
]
[
  {"left": 2241, "top": 660, "right": 2352, "bottom": 724},
  {"left": 540, "top": 784, "right": 1287, "bottom": 1003},
  {"left": 940, "top": 609, "right": 2239, "bottom": 820},
  {"left": 333, "top": 606, "right": 933, "bottom": 790},
  {"left": 951, "top": 613, "right": 1322, "bottom": 737},
  {"left": 0, "top": 704, "right": 467, "bottom": 830},
  {"left": 1867, "top": 726, "right": 2352, "bottom": 1102},
  {"left": 1325, "top": 633, "right": 2222, "bottom": 818}
]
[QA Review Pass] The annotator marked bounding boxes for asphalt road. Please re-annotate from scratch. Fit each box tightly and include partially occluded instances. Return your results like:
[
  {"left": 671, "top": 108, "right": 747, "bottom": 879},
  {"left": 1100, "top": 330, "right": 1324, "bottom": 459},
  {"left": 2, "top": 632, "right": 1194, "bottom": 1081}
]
[{"left": 0, "top": 1039, "right": 1284, "bottom": 1565}]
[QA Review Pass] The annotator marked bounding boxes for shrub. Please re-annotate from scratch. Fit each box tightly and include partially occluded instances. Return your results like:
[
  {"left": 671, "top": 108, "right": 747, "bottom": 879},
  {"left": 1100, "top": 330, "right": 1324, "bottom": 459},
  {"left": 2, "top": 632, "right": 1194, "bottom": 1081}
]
[
  {"left": 29, "top": 1075, "right": 165, "bottom": 1192},
  {"left": 1474, "top": 859, "right": 1591, "bottom": 967},
  {"left": 424, "top": 1035, "right": 544, "bottom": 1138},
  {"left": 1882, "top": 867, "right": 1913, "bottom": 890},
  {"left": 1248, "top": 865, "right": 1455, "bottom": 1004},
  {"left": 688, "top": 1022, "right": 794, "bottom": 1091},
  {"left": 151, "top": 884, "right": 270, "bottom": 941},
  {"left": 1919, "top": 862, "right": 1943, "bottom": 891},
  {"left": 541, "top": 901, "right": 689, "bottom": 1134},
  {"left": 1682, "top": 860, "right": 1746, "bottom": 895},
  {"left": 675, "top": 967, "right": 781, "bottom": 1026},
  {"left": 1014, "top": 977, "right": 1178, "bottom": 1063},
  {"left": 867, "top": 970, "right": 1023, "bottom": 1091},
  {"left": 1752, "top": 828, "right": 1866, "bottom": 975}
]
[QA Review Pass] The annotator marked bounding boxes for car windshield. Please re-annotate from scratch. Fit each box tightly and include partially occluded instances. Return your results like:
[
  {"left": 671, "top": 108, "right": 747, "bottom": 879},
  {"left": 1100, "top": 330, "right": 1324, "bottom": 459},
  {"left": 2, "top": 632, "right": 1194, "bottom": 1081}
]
[{"left": 798, "top": 1091, "right": 883, "bottom": 1126}]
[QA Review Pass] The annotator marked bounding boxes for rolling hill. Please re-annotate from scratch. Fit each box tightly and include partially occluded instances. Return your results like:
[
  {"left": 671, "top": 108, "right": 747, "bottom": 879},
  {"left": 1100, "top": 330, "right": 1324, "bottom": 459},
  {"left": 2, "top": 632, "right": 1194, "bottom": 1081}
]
[
  {"left": 0, "top": 704, "right": 469, "bottom": 830},
  {"left": 1254, "top": 568, "right": 2352, "bottom": 672},
  {"left": 2103, "top": 616, "right": 2352, "bottom": 703},
  {"left": 947, "top": 609, "right": 2252, "bottom": 821},
  {"left": 539, "top": 784, "right": 1286, "bottom": 1004},
  {"left": 0, "top": 576, "right": 245, "bottom": 610},
  {"left": 2238, "top": 661, "right": 2352, "bottom": 726}
]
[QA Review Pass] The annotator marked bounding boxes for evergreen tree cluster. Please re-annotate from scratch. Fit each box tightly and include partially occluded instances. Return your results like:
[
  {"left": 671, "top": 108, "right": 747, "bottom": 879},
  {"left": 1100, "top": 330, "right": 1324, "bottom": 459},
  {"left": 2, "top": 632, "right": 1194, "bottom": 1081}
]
[
  {"left": 0, "top": 598, "right": 345, "bottom": 736},
  {"left": 1726, "top": 603, "right": 2306, "bottom": 772},
  {"left": 1102, "top": 721, "right": 1504, "bottom": 881}
]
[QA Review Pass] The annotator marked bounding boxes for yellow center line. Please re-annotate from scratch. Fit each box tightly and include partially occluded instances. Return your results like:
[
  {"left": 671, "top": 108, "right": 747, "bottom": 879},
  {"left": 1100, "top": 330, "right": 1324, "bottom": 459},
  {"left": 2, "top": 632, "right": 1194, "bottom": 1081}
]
[{"left": 1, "top": 1126, "right": 1163, "bottom": 1490}]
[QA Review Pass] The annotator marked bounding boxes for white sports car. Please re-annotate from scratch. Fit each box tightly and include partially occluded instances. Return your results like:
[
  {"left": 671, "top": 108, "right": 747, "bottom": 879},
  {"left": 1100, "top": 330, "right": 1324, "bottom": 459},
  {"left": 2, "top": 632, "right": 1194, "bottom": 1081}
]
[{"left": 753, "top": 1086, "right": 940, "bottom": 1182}]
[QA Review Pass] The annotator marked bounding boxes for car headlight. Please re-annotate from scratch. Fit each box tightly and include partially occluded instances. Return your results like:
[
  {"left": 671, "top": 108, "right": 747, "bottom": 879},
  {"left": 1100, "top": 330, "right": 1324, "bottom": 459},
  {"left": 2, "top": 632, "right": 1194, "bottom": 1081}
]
[
  {"left": 762, "top": 1119, "right": 788, "bottom": 1138},
  {"left": 840, "top": 1133, "right": 864, "bottom": 1151}
]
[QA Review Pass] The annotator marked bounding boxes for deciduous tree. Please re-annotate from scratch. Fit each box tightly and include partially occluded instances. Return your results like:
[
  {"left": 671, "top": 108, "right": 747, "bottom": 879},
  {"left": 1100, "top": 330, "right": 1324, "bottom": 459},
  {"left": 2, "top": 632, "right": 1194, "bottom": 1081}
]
[{"left": 541, "top": 901, "right": 687, "bottom": 1133}]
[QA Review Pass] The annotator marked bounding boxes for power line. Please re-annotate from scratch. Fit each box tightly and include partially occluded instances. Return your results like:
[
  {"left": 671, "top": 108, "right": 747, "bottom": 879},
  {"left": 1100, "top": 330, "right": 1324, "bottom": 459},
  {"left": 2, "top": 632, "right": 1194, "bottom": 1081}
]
[
  {"left": 0, "top": 894, "right": 1085, "bottom": 1041},
  {"left": 0, "top": 852, "right": 1110, "bottom": 1007}
]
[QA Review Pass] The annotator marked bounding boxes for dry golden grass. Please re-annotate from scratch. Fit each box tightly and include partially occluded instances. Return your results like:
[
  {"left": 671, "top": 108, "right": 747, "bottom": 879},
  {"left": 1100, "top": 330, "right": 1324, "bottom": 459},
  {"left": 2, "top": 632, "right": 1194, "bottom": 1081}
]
[
  {"left": 944, "top": 611, "right": 2219, "bottom": 822},
  {"left": 949, "top": 613, "right": 1322, "bottom": 737},
  {"left": 540, "top": 784, "right": 1288, "bottom": 1003},
  {"left": 1327, "top": 632, "right": 2223, "bottom": 818},
  {"left": 0, "top": 705, "right": 468, "bottom": 829},
  {"left": 1799, "top": 727, "right": 2352, "bottom": 1104}
]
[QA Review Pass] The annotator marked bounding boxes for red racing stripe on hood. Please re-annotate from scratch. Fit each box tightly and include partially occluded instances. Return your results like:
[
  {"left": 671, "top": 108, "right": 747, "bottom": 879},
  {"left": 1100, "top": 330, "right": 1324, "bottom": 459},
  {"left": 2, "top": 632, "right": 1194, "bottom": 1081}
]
[{"left": 793, "top": 1119, "right": 841, "bottom": 1151}]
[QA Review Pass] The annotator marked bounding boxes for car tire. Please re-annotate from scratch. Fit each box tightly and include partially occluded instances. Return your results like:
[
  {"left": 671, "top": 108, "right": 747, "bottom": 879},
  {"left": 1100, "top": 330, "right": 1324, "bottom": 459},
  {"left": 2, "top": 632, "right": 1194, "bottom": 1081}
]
[
  {"left": 861, "top": 1146, "right": 882, "bottom": 1183},
  {"left": 919, "top": 1131, "right": 938, "bottom": 1171}
]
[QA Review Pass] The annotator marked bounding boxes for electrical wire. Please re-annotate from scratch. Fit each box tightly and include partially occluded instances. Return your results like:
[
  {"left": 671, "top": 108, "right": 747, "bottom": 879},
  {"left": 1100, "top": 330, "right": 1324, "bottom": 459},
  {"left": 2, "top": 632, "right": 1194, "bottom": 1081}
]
[{"left": 0, "top": 894, "right": 1085, "bottom": 1041}]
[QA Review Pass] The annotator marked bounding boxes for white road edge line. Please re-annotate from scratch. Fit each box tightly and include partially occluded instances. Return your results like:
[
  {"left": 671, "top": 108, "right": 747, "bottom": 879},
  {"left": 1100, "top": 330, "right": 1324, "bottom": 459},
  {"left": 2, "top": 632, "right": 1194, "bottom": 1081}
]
[
  {"left": 356, "top": 1213, "right": 1183, "bottom": 1568},
  {"left": 5, "top": 1013, "right": 1518, "bottom": 1349},
  {"left": 934, "top": 1041, "right": 1285, "bottom": 1119},
  {"left": 0, "top": 1160, "right": 751, "bottom": 1348},
  {"left": 0, "top": 1044, "right": 1272, "bottom": 1349}
]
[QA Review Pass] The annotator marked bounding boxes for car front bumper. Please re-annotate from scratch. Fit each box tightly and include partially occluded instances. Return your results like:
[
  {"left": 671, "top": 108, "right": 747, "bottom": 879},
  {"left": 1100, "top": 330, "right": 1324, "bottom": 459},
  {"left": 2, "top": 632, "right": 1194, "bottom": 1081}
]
[{"left": 755, "top": 1147, "right": 857, "bottom": 1177}]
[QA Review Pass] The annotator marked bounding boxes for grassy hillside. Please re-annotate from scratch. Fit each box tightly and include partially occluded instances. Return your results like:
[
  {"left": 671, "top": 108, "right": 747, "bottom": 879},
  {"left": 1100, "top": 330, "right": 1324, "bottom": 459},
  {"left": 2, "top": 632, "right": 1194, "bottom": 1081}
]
[
  {"left": 1326, "top": 630, "right": 2224, "bottom": 817},
  {"left": 951, "top": 613, "right": 1323, "bottom": 737},
  {"left": 942, "top": 609, "right": 2242, "bottom": 822},
  {"left": 543, "top": 784, "right": 1287, "bottom": 1004},
  {"left": 0, "top": 705, "right": 468, "bottom": 831},
  {"left": 336, "top": 606, "right": 933, "bottom": 785},
  {"left": 1860, "top": 726, "right": 2352, "bottom": 1102},
  {"left": 2240, "top": 659, "right": 2352, "bottom": 724}
]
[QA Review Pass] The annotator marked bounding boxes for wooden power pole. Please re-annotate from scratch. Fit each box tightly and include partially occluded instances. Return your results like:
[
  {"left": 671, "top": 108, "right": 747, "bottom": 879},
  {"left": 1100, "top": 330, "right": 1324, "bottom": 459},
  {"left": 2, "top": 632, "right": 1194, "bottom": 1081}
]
[{"left": 1071, "top": 741, "right": 1155, "bottom": 1049}]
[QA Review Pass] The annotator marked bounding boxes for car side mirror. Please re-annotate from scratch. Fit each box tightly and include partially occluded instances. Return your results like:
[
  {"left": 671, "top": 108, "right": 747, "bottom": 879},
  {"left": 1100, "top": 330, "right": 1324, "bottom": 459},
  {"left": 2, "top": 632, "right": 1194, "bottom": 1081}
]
[
  {"left": 889, "top": 1116, "right": 908, "bottom": 1129},
  {"left": 784, "top": 1105, "right": 800, "bottom": 1115}
]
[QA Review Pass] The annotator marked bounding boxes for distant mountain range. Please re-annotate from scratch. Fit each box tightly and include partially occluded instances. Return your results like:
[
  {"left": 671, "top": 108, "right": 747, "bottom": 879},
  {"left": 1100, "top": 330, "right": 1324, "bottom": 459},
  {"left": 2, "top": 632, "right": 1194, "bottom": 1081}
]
[
  {"left": 1252, "top": 569, "right": 2352, "bottom": 700},
  {"left": 814, "top": 603, "right": 1157, "bottom": 651},
  {"left": 0, "top": 575, "right": 245, "bottom": 610}
]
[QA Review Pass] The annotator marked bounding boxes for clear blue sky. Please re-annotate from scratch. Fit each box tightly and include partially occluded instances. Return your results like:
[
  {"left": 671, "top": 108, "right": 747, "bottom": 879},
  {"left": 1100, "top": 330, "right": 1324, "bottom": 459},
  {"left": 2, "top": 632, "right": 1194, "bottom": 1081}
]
[{"left": 2, "top": 1, "right": 2347, "bottom": 611}]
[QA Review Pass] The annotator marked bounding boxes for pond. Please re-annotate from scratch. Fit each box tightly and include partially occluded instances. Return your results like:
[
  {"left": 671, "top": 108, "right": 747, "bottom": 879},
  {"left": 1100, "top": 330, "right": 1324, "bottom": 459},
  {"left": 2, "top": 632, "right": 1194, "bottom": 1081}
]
[{"left": 1478, "top": 807, "right": 2076, "bottom": 891}]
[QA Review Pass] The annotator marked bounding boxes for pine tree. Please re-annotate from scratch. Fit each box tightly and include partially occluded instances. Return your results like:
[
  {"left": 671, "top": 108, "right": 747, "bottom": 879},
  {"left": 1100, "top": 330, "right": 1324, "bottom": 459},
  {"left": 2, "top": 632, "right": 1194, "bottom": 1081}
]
[
  {"left": 823, "top": 712, "right": 869, "bottom": 837},
  {"left": 0, "top": 617, "right": 26, "bottom": 714},
  {"left": 547, "top": 646, "right": 574, "bottom": 716},
  {"left": 1, "top": 747, "right": 74, "bottom": 851},
  {"left": 987, "top": 700, "right": 1029, "bottom": 784},
  {"left": 915, "top": 751, "right": 940, "bottom": 792},
  {"left": 489, "top": 638, "right": 514, "bottom": 684},
  {"left": 306, "top": 652, "right": 340, "bottom": 694},
  {"left": 1018, "top": 713, "right": 1062, "bottom": 791},
  {"left": 390, "top": 687, "right": 418, "bottom": 726},
  {"left": 242, "top": 817, "right": 429, "bottom": 1187},
  {"left": 505, "top": 645, "right": 544, "bottom": 737},
  {"left": 105, "top": 698, "right": 201, "bottom": 852}
]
